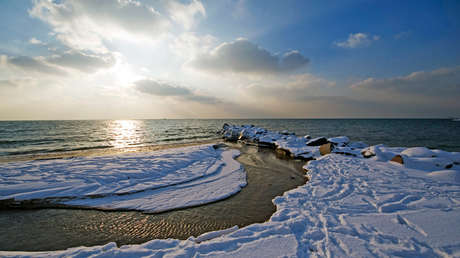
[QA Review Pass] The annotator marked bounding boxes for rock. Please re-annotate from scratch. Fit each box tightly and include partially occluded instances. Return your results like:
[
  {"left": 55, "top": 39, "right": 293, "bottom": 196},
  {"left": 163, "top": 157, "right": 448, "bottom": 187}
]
[
  {"left": 362, "top": 150, "right": 375, "bottom": 158},
  {"left": 306, "top": 137, "right": 329, "bottom": 146},
  {"left": 297, "top": 152, "right": 315, "bottom": 161},
  {"left": 319, "top": 143, "right": 333, "bottom": 155},
  {"left": 304, "top": 135, "right": 311, "bottom": 140},
  {"left": 222, "top": 127, "right": 241, "bottom": 142},
  {"left": 328, "top": 136, "right": 350, "bottom": 146},
  {"left": 238, "top": 129, "right": 249, "bottom": 140},
  {"left": 281, "top": 130, "right": 290, "bottom": 135},
  {"left": 401, "top": 147, "right": 434, "bottom": 158},
  {"left": 212, "top": 143, "right": 228, "bottom": 149},
  {"left": 333, "top": 147, "right": 360, "bottom": 156},
  {"left": 390, "top": 155, "right": 404, "bottom": 164},
  {"left": 445, "top": 164, "right": 453, "bottom": 169},
  {"left": 275, "top": 148, "right": 292, "bottom": 159}
]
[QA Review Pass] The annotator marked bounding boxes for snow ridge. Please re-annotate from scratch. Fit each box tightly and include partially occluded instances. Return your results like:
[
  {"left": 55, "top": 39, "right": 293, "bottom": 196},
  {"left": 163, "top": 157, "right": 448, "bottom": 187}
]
[{"left": 0, "top": 144, "right": 247, "bottom": 213}]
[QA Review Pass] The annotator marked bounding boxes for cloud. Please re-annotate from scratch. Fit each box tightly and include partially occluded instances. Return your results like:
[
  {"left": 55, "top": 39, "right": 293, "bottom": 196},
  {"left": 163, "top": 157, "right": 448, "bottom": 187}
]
[
  {"left": 7, "top": 56, "right": 66, "bottom": 76},
  {"left": 190, "top": 38, "right": 309, "bottom": 74},
  {"left": 134, "top": 79, "right": 220, "bottom": 104},
  {"left": 47, "top": 51, "right": 116, "bottom": 73},
  {"left": 28, "top": 37, "right": 45, "bottom": 45},
  {"left": 247, "top": 73, "right": 336, "bottom": 101},
  {"left": 0, "top": 80, "right": 18, "bottom": 88},
  {"left": 29, "top": 0, "right": 207, "bottom": 53},
  {"left": 335, "top": 33, "right": 379, "bottom": 48},
  {"left": 4, "top": 51, "right": 116, "bottom": 75},
  {"left": 168, "top": 0, "right": 206, "bottom": 30},
  {"left": 351, "top": 66, "right": 460, "bottom": 97},
  {"left": 29, "top": 0, "right": 171, "bottom": 52}
]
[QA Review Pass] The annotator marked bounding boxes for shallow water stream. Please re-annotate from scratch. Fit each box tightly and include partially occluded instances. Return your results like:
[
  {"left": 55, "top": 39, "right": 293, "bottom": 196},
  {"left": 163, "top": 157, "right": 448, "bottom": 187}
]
[{"left": 0, "top": 143, "right": 307, "bottom": 251}]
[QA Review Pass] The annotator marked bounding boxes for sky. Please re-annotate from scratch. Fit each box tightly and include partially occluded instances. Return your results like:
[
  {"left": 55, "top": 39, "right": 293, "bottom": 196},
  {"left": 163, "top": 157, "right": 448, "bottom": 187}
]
[{"left": 0, "top": 0, "right": 459, "bottom": 120}]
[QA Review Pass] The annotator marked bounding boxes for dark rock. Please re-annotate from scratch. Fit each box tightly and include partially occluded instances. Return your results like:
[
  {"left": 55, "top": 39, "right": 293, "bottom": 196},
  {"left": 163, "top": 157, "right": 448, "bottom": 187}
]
[
  {"left": 281, "top": 130, "right": 294, "bottom": 135},
  {"left": 257, "top": 141, "right": 276, "bottom": 149},
  {"left": 307, "top": 137, "right": 329, "bottom": 146},
  {"left": 390, "top": 155, "right": 404, "bottom": 164},
  {"left": 319, "top": 143, "right": 333, "bottom": 155},
  {"left": 275, "top": 148, "right": 293, "bottom": 159},
  {"left": 212, "top": 143, "right": 228, "bottom": 149},
  {"left": 445, "top": 164, "right": 453, "bottom": 169}
]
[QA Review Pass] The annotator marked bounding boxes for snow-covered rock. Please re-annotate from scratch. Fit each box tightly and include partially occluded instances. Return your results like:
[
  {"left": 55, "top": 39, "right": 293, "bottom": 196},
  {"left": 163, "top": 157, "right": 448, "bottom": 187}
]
[
  {"left": 328, "top": 136, "right": 350, "bottom": 146},
  {"left": 401, "top": 147, "right": 435, "bottom": 158},
  {"left": 306, "top": 137, "right": 329, "bottom": 146}
]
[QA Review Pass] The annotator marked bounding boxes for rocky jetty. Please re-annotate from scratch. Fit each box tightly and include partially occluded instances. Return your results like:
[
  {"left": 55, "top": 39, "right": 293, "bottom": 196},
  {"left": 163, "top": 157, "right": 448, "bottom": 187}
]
[{"left": 220, "top": 124, "right": 460, "bottom": 173}]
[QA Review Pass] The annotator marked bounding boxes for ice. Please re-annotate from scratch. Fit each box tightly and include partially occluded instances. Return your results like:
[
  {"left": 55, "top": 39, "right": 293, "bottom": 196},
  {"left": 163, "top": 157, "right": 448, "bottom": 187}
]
[{"left": 0, "top": 144, "right": 247, "bottom": 213}]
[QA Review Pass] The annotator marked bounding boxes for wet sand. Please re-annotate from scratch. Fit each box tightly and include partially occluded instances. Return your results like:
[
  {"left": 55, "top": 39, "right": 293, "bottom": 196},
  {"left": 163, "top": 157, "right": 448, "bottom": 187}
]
[{"left": 0, "top": 142, "right": 307, "bottom": 251}]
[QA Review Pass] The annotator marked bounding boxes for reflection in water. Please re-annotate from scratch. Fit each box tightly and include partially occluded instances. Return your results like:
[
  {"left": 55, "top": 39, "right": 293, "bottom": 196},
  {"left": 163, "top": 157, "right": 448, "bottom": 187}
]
[{"left": 108, "top": 120, "right": 144, "bottom": 148}]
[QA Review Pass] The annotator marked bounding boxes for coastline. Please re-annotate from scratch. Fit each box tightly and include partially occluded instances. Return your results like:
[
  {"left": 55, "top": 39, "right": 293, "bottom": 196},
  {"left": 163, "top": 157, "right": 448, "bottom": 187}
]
[
  {"left": 1, "top": 124, "right": 459, "bottom": 256},
  {"left": 0, "top": 142, "right": 307, "bottom": 251}
]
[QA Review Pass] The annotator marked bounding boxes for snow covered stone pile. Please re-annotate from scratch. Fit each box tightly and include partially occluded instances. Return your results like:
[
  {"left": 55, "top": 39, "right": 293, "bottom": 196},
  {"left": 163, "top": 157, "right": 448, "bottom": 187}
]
[{"left": 221, "top": 124, "right": 460, "bottom": 173}]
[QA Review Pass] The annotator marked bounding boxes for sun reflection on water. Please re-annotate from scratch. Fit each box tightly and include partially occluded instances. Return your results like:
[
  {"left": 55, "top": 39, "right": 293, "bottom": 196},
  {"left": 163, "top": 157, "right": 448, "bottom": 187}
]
[{"left": 108, "top": 120, "right": 143, "bottom": 148}]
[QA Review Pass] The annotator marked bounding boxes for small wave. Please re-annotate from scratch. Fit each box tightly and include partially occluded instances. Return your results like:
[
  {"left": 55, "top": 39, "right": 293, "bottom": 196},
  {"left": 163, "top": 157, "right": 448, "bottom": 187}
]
[
  {"left": 4, "top": 145, "right": 113, "bottom": 156},
  {"left": 159, "top": 135, "right": 216, "bottom": 142},
  {"left": 0, "top": 138, "right": 67, "bottom": 145}
]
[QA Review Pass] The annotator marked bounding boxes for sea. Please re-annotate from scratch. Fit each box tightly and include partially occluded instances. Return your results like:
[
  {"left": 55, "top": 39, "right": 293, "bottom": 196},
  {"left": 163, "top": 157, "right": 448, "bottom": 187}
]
[{"left": 1, "top": 119, "right": 460, "bottom": 159}]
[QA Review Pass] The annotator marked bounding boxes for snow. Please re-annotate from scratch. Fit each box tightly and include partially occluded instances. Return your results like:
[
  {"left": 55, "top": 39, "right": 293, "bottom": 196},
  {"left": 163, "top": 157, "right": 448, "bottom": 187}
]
[
  {"left": 1, "top": 124, "right": 460, "bottom": 257},
  {"left": 0, "top": 144, "right": 247, "bottom": 213},
  {"left": 401, "top": 147, "right": 435, "bottom": 157}
]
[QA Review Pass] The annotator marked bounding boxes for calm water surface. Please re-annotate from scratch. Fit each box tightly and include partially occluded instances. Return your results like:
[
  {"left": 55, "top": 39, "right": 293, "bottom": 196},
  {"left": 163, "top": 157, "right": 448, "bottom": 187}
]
[{"left": 1, "top": 119, "right": 460, "bottom": 158}]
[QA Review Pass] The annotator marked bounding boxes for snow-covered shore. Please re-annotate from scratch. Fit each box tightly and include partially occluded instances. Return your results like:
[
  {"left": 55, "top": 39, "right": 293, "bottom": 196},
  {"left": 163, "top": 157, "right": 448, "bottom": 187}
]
[
  {"left": 0, "top": 144, "right": 247, "bottom": 213},
  {"left": 1, "top": 124, "right": 460, "bottom": 257}
]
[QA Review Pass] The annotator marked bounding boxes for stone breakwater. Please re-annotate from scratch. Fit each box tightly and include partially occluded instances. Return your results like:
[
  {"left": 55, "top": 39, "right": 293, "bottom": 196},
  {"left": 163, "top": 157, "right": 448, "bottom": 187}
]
[{"left": 220, "top": 123, "right": 460, "bottom": 173}]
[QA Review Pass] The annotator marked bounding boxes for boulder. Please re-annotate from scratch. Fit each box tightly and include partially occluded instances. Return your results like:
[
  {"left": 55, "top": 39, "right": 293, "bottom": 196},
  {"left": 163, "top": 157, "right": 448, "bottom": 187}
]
[
  {"left": 319, "top": 143, "right": 333, "bottom": 155},
  {"left": 222, "top": 127, "right": 241, "bottom": 142},
  {"left": 304, "top": 135, "right": 311, "bottom": 140},
  {"left": 390, "top": 155, "right": 404, "bottom": 164},
  {"left": 306, "top": 137, "right": 329, "bottom": 146},
  {"left": 328, "top": 136, "right": 350, "bottom": 146},
  {"left": 275, "top": 148, "right": 292, "bottom": 159},
  {"left": 362, "top": 150, "right": 375, "bottom": 158},
  {"left": 333, "top": 147, "right": 360, "bottom": 157},
  {"left": 281, "top": 130, "right": 291, "bottom": 135},
  {"left": 401, "top": 147, "right": 434, "bottom": 158}
]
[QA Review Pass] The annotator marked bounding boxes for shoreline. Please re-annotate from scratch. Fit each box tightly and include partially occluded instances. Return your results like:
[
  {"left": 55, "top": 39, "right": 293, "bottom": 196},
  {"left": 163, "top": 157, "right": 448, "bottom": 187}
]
[
  {"left": 0, "top": 142, "right": 307, "bottom": 251},
  {"left": 1, "top": 124, "right": 459, "bottom": 256}
]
